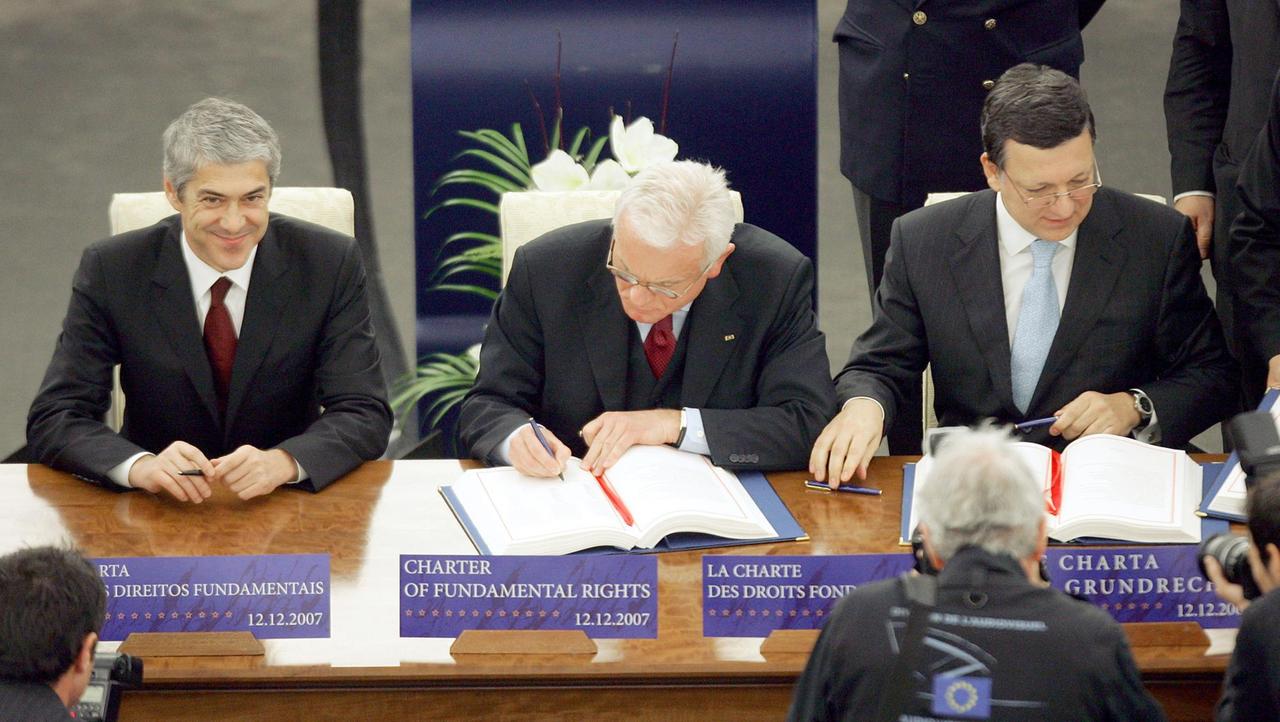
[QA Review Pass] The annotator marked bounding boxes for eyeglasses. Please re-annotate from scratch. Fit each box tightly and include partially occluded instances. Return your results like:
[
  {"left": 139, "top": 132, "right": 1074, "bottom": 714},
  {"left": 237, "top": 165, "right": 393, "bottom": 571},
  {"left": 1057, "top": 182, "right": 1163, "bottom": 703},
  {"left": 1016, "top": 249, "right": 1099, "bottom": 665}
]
[
  {"left": 1003, "top": 164, "right": 1102, "bottom": 209},
  {"left": 606, "top": 236, "right": 714, "bottom": 300}
]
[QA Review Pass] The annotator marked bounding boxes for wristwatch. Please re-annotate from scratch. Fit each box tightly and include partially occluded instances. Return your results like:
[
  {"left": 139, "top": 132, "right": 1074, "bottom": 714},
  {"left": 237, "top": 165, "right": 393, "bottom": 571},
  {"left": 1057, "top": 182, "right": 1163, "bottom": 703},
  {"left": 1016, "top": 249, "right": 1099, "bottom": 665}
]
[
  {"left": 1128, "top": 388, "right": 1154, "bottom": 428},
  {"left": 671, "top": 408, "right": 688, "bottom": 448}
]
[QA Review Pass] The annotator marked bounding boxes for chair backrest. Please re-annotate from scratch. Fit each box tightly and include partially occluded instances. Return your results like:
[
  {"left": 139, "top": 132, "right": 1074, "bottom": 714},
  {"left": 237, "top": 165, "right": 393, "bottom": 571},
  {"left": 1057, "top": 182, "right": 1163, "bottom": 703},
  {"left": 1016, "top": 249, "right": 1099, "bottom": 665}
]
[
  {"left": 104, "top": 187, "right": 356, "bottom": 430},
  {"left": 497, "top": 189, "right": 745, "bottom": 286}
]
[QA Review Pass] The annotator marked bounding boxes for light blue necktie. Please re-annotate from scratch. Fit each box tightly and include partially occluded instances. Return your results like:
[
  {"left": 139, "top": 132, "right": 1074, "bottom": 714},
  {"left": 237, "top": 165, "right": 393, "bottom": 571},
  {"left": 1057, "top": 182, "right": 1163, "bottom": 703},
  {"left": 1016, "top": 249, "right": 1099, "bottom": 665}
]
[{"left": 1010, "top": 239, "right": 1061, "bottom": 413}]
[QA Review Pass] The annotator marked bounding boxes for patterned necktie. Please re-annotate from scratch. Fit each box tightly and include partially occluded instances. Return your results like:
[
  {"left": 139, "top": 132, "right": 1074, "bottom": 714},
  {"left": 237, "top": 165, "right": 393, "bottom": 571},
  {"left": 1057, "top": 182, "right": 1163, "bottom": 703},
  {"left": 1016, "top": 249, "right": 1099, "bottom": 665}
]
[
  {"left": 644, "top": 315, "right": 676, "bottom": 379},
  {"left": 1010, "top": 240, "right": 1061, "bottom": 413},
  {"left": 203, "top": 277, "right": 237, "bottom": 415}
]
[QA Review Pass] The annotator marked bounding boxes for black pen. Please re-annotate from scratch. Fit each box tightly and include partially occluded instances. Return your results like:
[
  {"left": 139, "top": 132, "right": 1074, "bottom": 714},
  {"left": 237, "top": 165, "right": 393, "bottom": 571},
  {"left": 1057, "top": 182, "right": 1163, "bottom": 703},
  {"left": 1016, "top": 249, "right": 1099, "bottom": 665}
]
[
  {"left": 528, "top": 418, "right": 565, "bottom": 481},
  {"left": 178, "top": 469, "right": 204, "bottom": 477}
]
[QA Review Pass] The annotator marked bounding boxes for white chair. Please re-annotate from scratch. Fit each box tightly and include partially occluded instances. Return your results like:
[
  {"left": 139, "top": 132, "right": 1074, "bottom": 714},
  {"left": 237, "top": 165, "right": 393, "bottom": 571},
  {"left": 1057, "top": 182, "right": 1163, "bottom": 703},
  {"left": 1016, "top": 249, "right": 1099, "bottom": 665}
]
[
  {"left": 105, "top": 187, "right": 357, "bottom": 430},
  {"left": 497, "top": 189, "right": 745, "bottom": 286},
  {"left": 917, "top": 190, "right": 1169, "bottom": 435}
]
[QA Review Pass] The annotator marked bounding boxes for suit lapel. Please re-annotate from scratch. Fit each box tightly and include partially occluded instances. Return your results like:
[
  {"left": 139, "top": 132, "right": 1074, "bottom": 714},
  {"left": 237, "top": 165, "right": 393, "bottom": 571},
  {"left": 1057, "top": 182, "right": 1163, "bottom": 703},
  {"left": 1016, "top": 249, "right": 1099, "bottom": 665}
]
[
  {"left": 1030, "top": 191, "right": 1127, "bottom": 408},
  {"left": 581, "top": 236, "right": 630, "bottom": 411},
  {"left": 150, "top": 219, "right": 222, "bottom": 424},
  {"left": 680, "top": 259, "right": 742, "bottom": 408},
  {"left": 224, "top": 221, "right": 292, "bottom": 428},
  {"left": 948, "top": 193, "right": 1019, "bottom": 414}
]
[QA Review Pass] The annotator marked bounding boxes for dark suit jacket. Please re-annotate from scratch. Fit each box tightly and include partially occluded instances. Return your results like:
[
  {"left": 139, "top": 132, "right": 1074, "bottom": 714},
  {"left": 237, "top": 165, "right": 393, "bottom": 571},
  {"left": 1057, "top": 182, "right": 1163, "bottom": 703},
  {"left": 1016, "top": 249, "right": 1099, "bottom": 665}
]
[
  {"left": 26, "top": 214, "right": 392, "bottom": 490},
  {"left": 1164, "top": 0, "right": 1280, "bottom": 201},
  {"left": 836, "top": 188, "right": 1237, "bottom": 449},
  {"left": 1232, "top": 69, "right": 1280, "bottom": 399},
  {"left": 835, "top": 0, "right": 1102, "bottom": 208},
  {"left": 787, "top": 548, "right": 1164, "bottom": 722},
  {"left": 457, "top": 220, "right": 837, "bottom": 471},
  {"left": 1215, "top": 586, "right": 1280, "bottom": 721}
]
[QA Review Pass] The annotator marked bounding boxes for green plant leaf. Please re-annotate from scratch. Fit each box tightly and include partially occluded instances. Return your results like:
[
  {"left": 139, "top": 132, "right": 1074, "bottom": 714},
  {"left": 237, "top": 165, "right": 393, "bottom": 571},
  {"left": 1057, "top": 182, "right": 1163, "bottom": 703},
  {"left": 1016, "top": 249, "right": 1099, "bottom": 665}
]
[
  {"left": 459, "top": 128, "right": 531, "bottom": 168},
  {"left": 582, "top": 134, "right": 610, "bottom": 171},
  {"left": 423, "top": 197, "right": 500, "bottom": 222},
  {"left": 439, "top": 231, "right": 501, "bottom": 250},
  {"left": 567, "top": 126, "right": 590, "bottom": 157},
  {"left": 426, "top": 283, "right": 499, "bottom": 300},
  {"left": 510, "top": 122, "right": 528, "bottom": 162},
  {"left": 433, "top": 169, "right": 523, "bottom": 195},
  {"left": 426, "top": 388, "right": 474, "bottom": 427},
  {"left": 456, "top": 149, "right": 532, "bottom": 186}
]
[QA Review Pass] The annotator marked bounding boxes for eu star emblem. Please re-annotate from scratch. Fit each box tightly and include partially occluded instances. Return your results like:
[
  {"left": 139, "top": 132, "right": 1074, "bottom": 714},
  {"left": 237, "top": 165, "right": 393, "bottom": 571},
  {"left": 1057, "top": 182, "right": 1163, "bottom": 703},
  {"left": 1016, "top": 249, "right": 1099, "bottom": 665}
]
[{"left": 931, "top": 675, "right": 992, "bottom": 719}]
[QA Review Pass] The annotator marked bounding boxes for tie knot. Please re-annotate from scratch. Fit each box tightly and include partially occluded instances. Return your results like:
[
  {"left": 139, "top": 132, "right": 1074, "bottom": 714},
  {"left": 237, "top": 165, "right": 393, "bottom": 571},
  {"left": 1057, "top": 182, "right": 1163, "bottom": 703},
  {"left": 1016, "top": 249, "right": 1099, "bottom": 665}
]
[
  {"left": 652, "top": 314, "right": 673, "bottom": 334},
  {"left": 210, "top": 277, "right": 232, "bottom": 305},
  {"left": 1030, "top": 239, "right": 1058, "bottom": 268}
]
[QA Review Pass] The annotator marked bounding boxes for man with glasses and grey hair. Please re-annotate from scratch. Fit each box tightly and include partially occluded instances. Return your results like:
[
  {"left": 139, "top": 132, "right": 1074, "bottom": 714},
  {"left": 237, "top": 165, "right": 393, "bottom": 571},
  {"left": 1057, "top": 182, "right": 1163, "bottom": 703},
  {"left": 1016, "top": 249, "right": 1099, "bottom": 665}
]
[
  {"left": 459, "top": 160, "right": 835, "bottom": 477},
  {"left": 790, "top": 425, "right": 1165, "bottom": 720},
  {"left": 27, "top": 97, "right": 391, "bottom": 501},
  {"left": 811, "top": 63, "right": 1236, "bottom": 488}
]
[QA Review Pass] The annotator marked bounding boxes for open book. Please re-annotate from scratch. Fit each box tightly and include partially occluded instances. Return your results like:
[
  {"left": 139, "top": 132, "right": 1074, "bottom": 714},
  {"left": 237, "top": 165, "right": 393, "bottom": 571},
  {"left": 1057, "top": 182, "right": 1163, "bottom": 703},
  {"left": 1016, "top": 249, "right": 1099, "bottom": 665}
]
[
  {"left": 1201, "top": 389, "right": 1280, "bottom": 521},
  {"left": 905, "top": 434, "right": 1202, "bottom": 544},
  {"left": 442, "top": 445, "right": 783, "bottom": 555}
]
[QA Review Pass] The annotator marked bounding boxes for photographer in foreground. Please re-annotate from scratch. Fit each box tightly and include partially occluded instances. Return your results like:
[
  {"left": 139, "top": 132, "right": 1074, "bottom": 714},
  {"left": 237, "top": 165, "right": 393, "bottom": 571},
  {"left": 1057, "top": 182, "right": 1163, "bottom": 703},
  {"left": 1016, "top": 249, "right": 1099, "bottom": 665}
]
[
  {"left": 1202, "top": 473, "right": 1280, "bottom": 721},
  {"left": 0, "top": 546, "right": 106, "bottom": 720},
  {"left": 788, "top": 425, "right": 1163, "bottom": 721}
]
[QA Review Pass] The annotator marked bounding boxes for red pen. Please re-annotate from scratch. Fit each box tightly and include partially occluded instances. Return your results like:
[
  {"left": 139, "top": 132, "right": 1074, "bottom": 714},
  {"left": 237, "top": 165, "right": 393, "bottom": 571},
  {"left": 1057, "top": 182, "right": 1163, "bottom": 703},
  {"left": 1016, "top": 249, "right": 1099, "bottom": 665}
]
[
  {"left": 1045, "top": 449, "right": 1064, "bottom": 515},
  {"left": 594, "top": 473, "right": 635, "bottom": 527}
]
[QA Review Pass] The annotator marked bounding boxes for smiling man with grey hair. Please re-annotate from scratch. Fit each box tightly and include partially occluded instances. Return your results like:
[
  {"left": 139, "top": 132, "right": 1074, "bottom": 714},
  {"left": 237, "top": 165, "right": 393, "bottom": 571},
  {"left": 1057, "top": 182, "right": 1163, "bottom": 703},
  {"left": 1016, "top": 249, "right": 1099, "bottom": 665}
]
[
  {"left": 789, "top": 425, "right": 1164, "bottom": 721},
  {"left": 459, "top": 159, "right": 836, "bottom": 477},
  {"left": 28, "top": 97, "right": 391, "bottom": 501}
]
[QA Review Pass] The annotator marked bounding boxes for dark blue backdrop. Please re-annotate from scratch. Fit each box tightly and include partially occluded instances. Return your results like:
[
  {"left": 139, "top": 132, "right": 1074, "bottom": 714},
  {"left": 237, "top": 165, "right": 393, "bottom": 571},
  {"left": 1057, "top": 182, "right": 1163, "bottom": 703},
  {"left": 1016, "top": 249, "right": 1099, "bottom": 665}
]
[{"left": 411, "top": 0, "right": 817, "bottom": 357}]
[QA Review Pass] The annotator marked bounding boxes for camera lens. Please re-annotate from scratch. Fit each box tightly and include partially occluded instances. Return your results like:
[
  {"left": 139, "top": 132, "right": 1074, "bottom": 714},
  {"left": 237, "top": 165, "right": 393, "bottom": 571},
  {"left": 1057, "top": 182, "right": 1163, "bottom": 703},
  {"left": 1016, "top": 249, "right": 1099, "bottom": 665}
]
[{"left": 1198, "top": 533, "right": 1263, "bottom": 600}]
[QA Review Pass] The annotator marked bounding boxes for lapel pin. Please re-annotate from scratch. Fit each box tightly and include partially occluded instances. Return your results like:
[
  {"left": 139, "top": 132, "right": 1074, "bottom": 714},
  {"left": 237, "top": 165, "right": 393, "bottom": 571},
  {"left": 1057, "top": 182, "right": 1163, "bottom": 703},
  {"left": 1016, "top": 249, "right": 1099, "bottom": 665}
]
[{"left": 723, "top": 334, "right": 735, "bottom": 342}]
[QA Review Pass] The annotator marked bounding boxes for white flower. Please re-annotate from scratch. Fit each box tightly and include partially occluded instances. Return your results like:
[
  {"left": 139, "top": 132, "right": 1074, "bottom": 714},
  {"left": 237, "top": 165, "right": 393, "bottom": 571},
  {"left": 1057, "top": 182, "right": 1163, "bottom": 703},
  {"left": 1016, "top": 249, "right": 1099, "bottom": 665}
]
[
  {"left": 586, "top": 159, "right": 631, "bottom": 190},
  {"left": 530, "top": 149, "right": 589, "bottom": 191},
  {"left": 609, "top": 115, "right": 679, "bottom": 174}
]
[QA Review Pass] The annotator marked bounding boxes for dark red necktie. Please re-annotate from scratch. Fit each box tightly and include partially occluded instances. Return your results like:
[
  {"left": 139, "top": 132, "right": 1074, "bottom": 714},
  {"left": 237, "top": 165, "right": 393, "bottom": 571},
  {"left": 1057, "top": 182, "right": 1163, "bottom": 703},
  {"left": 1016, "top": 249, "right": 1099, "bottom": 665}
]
[
  {"left": 644, "top": 315, "right": 676, "bottom": 378},
  {"left": 203, "top": 277, "right": 237, "bottom": 415}
]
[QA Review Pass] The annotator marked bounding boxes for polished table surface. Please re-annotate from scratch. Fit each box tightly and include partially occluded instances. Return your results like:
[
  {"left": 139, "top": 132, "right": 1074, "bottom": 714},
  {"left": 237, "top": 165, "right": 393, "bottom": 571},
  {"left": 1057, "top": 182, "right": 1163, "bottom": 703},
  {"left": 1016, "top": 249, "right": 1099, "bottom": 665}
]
[{"left": 0, "top": 458, "right": 1229, "bottom": 720}]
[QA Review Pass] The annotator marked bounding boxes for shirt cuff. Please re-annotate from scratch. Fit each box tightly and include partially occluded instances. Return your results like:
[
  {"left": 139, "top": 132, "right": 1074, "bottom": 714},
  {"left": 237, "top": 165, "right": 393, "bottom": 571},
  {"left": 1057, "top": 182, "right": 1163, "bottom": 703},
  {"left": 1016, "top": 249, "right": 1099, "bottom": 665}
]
[
  {"left": 843, "top": 396, "right": 887, "bottom": 426},
  {"left": 678, "top": 408, "right": 711, "bottom": 456},
  {"left": 495, "top": 424, "right": 525, "bottom": 466},
  {"left": 292, "top": 459, "right": 308, "bottom": 484},
  {"left": 1172, "top": 190, "right": 1214, "bottom": 203},
  {"left": 106, "top": 452, "right": 150, "bottom": 488}
]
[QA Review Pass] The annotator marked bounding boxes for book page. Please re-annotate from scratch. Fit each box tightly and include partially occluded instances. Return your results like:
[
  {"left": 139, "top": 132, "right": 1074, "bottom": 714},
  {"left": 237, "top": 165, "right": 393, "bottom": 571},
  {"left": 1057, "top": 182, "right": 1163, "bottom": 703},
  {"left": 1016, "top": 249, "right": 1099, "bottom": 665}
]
[
  {"left": 1208, "top": 393, "right": 1280, "bottom": 516},
  {"left": 605, "top": 446, "right": 774, "bottom": 540},
  {"left": 448, "top": 463, "right": 630, "bottom": 552},
  {"left": 907, "top": 443, "right": 1050, "bottom": 536},
  {"left": 1056, "top": 435, "right": 1189, "bottom": 529}
]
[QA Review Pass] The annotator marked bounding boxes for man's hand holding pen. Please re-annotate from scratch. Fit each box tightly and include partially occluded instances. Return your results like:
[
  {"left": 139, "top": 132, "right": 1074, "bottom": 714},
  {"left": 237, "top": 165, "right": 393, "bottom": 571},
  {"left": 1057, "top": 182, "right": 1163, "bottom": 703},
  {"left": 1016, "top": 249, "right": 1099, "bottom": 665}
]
[{"left": 128, "top": 441, "right": 298, "bottom": 502}]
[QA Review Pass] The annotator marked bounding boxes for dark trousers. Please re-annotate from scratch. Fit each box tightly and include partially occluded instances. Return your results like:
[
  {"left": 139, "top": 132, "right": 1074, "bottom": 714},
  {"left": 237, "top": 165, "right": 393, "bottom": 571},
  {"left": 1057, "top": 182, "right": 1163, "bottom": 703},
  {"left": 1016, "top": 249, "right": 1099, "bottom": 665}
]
[{"left": 852, "top": 184, "right": 923, "bottom": 454}]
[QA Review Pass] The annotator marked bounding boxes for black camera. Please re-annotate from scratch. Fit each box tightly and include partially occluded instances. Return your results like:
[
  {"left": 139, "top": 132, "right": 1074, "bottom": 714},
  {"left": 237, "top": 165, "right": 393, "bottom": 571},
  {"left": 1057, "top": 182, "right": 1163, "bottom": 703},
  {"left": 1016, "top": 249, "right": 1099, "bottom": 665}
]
[
  {"left": 70, "top": 652, "right": 143, "bottom": 722},
  {"left": 1198, "top": 411, "right": 1280, "bottom": 600},
  {"left": 910, "top": 525, "right": 1050, "bottom": 581},
  {"left": 1199, "top": 533, "right": 1264, "bottom": 601}
]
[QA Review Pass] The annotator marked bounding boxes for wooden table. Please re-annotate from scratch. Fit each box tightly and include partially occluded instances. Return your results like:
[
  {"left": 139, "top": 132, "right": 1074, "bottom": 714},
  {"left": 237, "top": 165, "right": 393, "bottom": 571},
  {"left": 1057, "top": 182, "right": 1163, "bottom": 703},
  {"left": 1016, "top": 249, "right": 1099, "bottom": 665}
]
[{"left": 0, "top": 458, "right": 1227, "bottom": 721}]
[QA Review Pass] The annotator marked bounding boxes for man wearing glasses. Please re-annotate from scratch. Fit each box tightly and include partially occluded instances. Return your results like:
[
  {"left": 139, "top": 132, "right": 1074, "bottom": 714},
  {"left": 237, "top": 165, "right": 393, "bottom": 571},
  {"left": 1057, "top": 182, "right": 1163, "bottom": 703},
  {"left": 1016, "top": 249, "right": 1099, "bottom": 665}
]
[
  {"left": 812, "top": 63, "right": 1236, "bottom": 486},
  {"left": 459, "top": 160, "right": 836, "bottom": 477}
]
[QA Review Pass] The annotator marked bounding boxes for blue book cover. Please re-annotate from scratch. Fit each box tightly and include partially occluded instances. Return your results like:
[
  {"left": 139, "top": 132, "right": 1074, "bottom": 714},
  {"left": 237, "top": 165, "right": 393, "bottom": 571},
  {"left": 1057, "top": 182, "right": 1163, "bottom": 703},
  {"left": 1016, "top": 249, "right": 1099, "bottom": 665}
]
[{"left": 1199, "top": 389, "right": 1280, "bottom": 522}]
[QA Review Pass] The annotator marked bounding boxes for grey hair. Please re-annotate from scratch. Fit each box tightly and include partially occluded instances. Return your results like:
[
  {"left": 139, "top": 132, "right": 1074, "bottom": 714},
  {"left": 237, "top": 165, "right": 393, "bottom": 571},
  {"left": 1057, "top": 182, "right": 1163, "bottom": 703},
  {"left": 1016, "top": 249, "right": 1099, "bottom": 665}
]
[
  {"left": 917, "top": 424, "right": 1045, "bottom": 561},
  {"left": 163, "top": 97, "right": 281, "bottom": 197},
  {"left": 981, "top": 63, "right": 1096, "bottom": 168},
  {"left": 613, "top": 160, "right": 735, "bottom": 266}
]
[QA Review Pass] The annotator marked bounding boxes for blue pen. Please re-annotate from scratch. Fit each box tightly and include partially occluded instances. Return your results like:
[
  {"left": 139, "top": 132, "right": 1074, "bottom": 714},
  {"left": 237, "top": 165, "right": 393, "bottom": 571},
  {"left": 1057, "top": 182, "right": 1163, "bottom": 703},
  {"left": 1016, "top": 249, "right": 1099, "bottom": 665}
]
[
  {"left": 528, "top": 418, "right": 565, "bottom": 481},
  {"left": 1014, "top": 416, "right": 1058, "bottom": 432},
  {"left": 805, "top": 480, "right": 883, "bottom": 496}
]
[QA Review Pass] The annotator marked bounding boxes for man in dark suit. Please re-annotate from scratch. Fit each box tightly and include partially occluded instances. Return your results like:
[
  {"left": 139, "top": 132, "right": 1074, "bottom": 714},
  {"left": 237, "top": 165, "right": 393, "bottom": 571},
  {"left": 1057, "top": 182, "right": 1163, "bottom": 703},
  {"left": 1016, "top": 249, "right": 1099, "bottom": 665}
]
[
  {"left": 835, "top": 0, "right": 1104, "bottom": 455},
  {"left": 812, "top": 64, "right": 1235, "bottom": 485},
  {"left": 0, "top": 547, "right": 106, "bottom": 721},
  {"left": 790, "top": 426, "right": 1163, "bottom": 721},
  {"left": 1233, "top": 70, "right": 1280, "bottom": 399},
  {"left": 458, "top": 161, "right": 836, "bottom": 477},
  {"left": 1164, "top": 0, "right": 1280, "bottom": 404},
  {"left": 27, "top": 98, "right": 391, "bottom": 501}
]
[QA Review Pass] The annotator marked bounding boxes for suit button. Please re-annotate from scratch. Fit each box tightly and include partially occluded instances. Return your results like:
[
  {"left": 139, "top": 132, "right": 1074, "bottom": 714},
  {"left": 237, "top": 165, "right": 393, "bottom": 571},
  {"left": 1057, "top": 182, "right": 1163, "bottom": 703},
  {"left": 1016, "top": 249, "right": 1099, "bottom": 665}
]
[
  {"left": 903, "top": 72, "right": 910, "bottom": 80},
  {"left": 748, "top": 454, "right": 759, "bottom": 464},
  {"left": 984, "top": 18, "right": 997, "bottom": 30},
  {"left": 912, "top": 10, "right": 927, "bottom": 25},
  {"left": 982, "top": 79, "right": 995, "bottom": 90},
  {"left": 730, "top": 454, "right": 741, "bottom": 463}
]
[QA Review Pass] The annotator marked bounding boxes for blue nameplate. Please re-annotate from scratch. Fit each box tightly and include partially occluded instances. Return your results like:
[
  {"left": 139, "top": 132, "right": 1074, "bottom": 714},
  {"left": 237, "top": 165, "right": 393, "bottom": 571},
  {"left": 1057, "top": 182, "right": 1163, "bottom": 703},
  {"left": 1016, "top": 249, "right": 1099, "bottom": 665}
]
[
  {"left": 703, "top": 554, "right": 914, "bottom": 636},
  {"left": 400, "top": 555, "right": 658, "bottom": 638},
  {"left": 94, "top": 554, "right": 330, "bottom": 640},
  {"left": 1046, "top": 546, "right": 1240, "bottom": 629}
]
